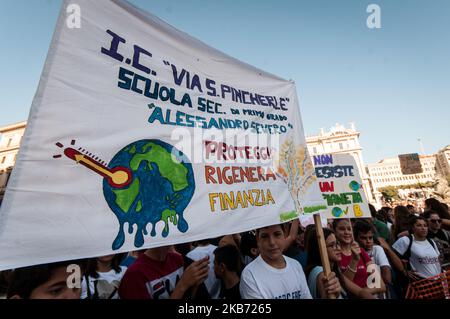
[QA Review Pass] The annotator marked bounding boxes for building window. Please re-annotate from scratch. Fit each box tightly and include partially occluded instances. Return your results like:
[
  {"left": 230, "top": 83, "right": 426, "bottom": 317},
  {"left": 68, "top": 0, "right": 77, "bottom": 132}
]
[
  {"left": 339, "top": 143, "right": 343, "bottom": 150},
  {"left": 7, "top": 138, "right": 12, "bottom": 148},
  {"left": 1, "top": 156, "right": 5, "bottom": 164},
  {"left": 313, "top": 147, "right": 317, "bottom": 154}
]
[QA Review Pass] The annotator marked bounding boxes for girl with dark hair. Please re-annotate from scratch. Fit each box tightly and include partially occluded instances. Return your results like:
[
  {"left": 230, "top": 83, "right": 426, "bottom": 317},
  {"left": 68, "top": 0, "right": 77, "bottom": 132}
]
[
  {"left": 305, "top": 227, "right": 343, "bottom": 299},
  {"left": 81, "top": 254, "right": 127, "bottom": 299},
  {"left": 333, "top": 219, "right": 369, "bottom": 287},
  {"left": 391, "top": 206, "right": 412, "bottom": 241},
  {"left": 377, "top": 207, "right": 394, "bottom": 233},
  {"left": 392, "top": 216, "right": 442, "bottom": 282},
  {"left": 7, "top": 259, "right": 86, "bottom": 299},
  {"left": 332, "top": 219, "right": 387, "bottom": 297}
]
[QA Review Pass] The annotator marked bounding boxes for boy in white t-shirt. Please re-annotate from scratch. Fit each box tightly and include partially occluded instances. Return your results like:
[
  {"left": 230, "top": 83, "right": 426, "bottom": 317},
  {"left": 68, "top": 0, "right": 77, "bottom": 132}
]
[
  {"left": 354, "top": 221, "right": 392, "bottom": 284},
  {"left": 240, "top": 224, "right": 340, "bottom": 299},
  {"left": 354, "top": 220, "right": 393, "bottom": 298}
]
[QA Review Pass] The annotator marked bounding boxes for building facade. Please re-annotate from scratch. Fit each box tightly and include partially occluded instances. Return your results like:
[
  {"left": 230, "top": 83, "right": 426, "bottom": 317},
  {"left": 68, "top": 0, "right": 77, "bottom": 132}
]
[
  {"left": 0, "top": 121, "right": 26, "bottom": 204},
  {"left": 305, "top": 123, "right": 374, "bottom": 203},
  {"left": 436, "top": 145, "right": 450, "bottom": 178},
  {"left": 366, "top": 154, "right": 437, "bottom": 203}
]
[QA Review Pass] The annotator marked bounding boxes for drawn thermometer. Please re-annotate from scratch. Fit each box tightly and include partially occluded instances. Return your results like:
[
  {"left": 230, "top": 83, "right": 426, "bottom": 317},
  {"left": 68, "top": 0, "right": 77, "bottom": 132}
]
[{"left": 63, "top": 147, "right": 132, "bottom": 188}]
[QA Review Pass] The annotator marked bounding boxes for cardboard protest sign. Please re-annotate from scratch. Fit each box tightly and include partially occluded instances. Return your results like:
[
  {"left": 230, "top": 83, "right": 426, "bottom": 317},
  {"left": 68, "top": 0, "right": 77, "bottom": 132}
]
[
  {"left": 398, "top": 153, "right": 423, "bottom": 175},
  {"left": 313, "top": 153, "right": 370, "bottom": 219},
  {"left": 0, "top": 0, "right": 325, "bottom": 270}
]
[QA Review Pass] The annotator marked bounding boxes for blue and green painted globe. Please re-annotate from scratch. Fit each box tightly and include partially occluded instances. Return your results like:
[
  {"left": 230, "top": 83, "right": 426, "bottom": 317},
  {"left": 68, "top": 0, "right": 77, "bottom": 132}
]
[{"left": 103, "top": 139, "right": 195, "bottom": 250}]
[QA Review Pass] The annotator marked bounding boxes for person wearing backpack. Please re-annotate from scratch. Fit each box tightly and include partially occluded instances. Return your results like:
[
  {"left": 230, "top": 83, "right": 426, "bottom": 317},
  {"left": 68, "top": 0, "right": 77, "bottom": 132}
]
[
  {"left": 424, "top": 210, "right": 450, "bottom": 270},
  {"left": 392, "top": 215, "right": 442, "bottom": 296}
]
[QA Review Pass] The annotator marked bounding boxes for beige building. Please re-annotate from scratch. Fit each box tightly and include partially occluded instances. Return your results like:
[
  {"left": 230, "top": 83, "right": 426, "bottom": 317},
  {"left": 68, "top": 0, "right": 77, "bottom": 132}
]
[
  {"left": 366, "top": 154, "right": 437, "bottom": 203},
  {"left": 0, "top": 121, "right": 26, "bottom": 204},
  {"left": 306, "top": 123, "right": 374, "bottom": 203},
  {"left": 436, "top": 145, "right": 450, "bottom": 177}
]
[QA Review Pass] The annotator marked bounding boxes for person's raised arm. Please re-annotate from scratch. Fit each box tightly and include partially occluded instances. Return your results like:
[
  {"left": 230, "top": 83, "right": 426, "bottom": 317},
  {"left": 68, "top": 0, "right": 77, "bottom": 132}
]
[
  {"left": 283, "top": 219, "right": 299, "bottom": 252},
  {"left": 378, "top": 237, "right": 405, "bottom": 273},
  {"left": 380, "top": 266, "right": 392, "bottom": 285},
  {"left": 171, "top": 256, "right": 209, "bottom": 299},
  {"left": 342, "top": 242, "right": 361, "bottom": 281}
]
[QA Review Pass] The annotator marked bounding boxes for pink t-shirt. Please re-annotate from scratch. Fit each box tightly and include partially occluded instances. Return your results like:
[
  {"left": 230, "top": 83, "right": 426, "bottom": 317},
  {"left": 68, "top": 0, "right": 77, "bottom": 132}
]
[{"left": 339, "top": 249, "right": 372, "bottom": 288}]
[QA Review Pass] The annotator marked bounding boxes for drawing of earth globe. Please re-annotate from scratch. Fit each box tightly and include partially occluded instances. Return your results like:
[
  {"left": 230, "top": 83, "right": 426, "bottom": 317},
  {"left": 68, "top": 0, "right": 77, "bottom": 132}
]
[
  {"left": 332, "top": 207, "right": 344, "bottom": 218},
  {"left": 102, "top": 139, "right": 195, "bottom": 250},
  {"left": 349, "top": 181, "right": 360, "bottom": 192}
]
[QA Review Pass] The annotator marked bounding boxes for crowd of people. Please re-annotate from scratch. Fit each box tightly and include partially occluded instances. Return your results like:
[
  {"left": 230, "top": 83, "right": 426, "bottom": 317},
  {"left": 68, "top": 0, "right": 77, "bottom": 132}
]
[{"left": 1, "top": 197, "right": 449, "bottom": 300}]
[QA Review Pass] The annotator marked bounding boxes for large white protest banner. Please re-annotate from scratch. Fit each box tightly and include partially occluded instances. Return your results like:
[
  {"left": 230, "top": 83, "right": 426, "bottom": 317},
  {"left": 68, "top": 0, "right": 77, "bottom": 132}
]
[
  {"left": 0, "top": 0, "right": 325, "bottom": 270},
  {"left": 313, "top": 153, "right": 371, "bottom": 219}
]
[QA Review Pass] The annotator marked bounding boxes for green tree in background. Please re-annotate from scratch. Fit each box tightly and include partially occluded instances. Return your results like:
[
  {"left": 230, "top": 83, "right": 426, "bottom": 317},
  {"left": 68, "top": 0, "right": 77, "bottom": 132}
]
[{"left": 379, "top": 186, "right": 399, "bottom": 202}]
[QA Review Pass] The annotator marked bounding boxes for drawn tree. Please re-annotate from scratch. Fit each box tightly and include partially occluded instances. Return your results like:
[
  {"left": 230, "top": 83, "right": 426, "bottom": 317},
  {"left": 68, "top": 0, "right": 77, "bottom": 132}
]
[{"left": 277, "top": 138, "right": 316, "bottom": 214}]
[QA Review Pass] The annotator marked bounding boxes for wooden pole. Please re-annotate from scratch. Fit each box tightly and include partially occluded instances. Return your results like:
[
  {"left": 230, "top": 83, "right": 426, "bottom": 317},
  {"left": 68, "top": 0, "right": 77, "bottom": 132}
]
[
  {"left": 348, "top": 217, "right": 354, "bottom": 240},
  {"left": 314, "top": 213, "right": 337, "bottom": 299}
]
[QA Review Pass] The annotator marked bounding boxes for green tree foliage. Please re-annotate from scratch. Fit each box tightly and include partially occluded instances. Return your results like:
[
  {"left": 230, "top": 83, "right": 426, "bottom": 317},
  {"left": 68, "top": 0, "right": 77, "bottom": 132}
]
[{"left": 379, "top": 186, "right": 399, "bottom": 201}]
